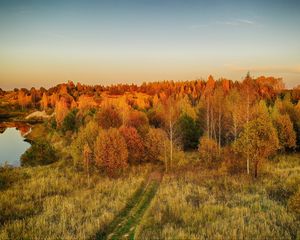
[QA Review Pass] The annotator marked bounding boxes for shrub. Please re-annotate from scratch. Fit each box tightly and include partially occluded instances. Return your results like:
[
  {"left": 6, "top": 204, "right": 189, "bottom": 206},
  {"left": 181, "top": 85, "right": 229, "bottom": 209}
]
[
  {"left": 0, "top": 166, "right": 15, "bottom": 190},
  {"left": 267, "top": 176, "right": 300, "bottom": 205},
  {"left": 94, "top": 128, "right": 128, "bottom": 176},
  {"left": 198, "top": 136, "right": 221, "bottom": 169},
  {"left": 170, "top": 147, "right": 187, "bottom": 169},
  {"left": 21, "top": 141, "right": 57, "bottom": 166},
  {"left": 223, "top": 146, "right": 245, "bottom": 174},
  {"left": 50, "top": 118, "right": 57, "bottom": 129},
  {"left": 288, "top": 190, "right": 300, "bottom": 219},
  {"left": 267, "top": 182, "right": 295, "bottom": 205}
]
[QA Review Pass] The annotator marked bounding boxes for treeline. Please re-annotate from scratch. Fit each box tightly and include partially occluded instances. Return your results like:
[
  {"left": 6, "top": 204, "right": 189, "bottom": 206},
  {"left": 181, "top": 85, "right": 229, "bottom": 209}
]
[
  {"left": 5, "top": 74, "right": 300, "bottom": 177},
  {"left": 1, "top": 75, "right": 300, "bottom": 111}
]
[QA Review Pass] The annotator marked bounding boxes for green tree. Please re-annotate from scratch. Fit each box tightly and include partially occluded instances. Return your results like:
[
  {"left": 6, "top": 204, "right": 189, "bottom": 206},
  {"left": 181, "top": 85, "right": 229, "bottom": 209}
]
[
  {"left": 21, "top": 141, "right": 57, "bottom": 166},
  {"left": 175, "top": 113, "right": 201, "bottom": 150},
  {"left": 275, "top": 95, "right": 300, "bottom": 149},
  {"left": 61, "top": 108, "right": 78, "bottom": 133},
  {"left": 272, "top": 112, "right": 296, "bottom": 151},
  {"left": 70, "top": 120, "right": 99, "bottom": 167},
  {"left": 234, "top": 110, "right": 279, "bottom": 178}
]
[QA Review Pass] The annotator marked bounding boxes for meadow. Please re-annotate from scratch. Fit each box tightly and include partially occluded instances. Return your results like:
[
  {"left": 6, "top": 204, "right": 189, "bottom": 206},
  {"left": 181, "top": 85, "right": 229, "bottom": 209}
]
[
  {"left": 0, "top": 162, "right": 151, "bottom": 239},
  {"left": 135, "top": 153, "right": 300, "bottom": 240}
]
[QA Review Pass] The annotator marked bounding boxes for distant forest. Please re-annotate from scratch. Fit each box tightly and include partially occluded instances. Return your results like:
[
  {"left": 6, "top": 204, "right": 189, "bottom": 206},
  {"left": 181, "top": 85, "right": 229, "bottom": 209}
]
[{"left": 1, "top": 74, "right": 300, "bottom": 177}]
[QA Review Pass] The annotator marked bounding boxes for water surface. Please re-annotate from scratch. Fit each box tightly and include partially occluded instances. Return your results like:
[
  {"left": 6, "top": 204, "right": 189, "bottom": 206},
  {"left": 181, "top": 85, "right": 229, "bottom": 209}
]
[{"left": 0, "top": 126, "right": 31, "bottom": 166}]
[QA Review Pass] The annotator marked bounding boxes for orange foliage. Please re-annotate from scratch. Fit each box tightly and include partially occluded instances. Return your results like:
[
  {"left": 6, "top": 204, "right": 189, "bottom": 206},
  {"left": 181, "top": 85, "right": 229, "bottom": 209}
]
[
  {"left": 144, "top": 128, "right": 167, "bottom": 162},
  {"left": 119, "top": 126, "right": 145, "bottom": 164},
  {"left": 40, "top": 93, "right": 48, "bottom": 110},
  {"left": 126, "top": 110, "right": 149, "bottom": 137},
  {"left": 97, "top": 105, "right": 122, "bottom": 129},
  {"left": 55, "top": 95, "right": 72, "bottom": 126},
  {"left": 94, "top": 128, "right": 128, "bottom": 175}
]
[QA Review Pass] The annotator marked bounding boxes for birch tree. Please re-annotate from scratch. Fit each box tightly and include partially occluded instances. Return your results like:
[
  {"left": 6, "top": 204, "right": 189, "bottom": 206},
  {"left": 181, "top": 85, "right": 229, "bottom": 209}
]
[{"left": 162, "top": 96, "right": 180, "bottom": 171}]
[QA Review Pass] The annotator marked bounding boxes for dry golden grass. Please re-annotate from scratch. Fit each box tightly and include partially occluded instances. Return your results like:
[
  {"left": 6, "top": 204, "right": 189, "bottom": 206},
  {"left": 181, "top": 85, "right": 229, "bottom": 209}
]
[
  {"left": 135, "top": 154, "right": 300, "bottom": 240},
  {"left": 0, "top": 163, "right": 151, "bottom": 239}
]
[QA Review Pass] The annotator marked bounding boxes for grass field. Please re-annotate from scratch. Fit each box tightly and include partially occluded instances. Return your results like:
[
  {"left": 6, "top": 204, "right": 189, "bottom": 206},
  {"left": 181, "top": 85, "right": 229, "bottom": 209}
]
[
  {"left": 135, "top": 154, "right": 300, "bottom": 240},
  {"left": 1, "top": 152, "right": 299, "bottom": 240},
  {"left": 0, "top": 162, "right": 151, "bottom": 239},
  {"left": 100, "top": 170, "right": 163, "bottom": 240}
]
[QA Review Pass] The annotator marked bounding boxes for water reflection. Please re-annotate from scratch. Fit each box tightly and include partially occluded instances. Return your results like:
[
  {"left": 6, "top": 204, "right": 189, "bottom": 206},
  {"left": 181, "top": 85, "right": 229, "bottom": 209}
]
[{"left": 0, "top": 122, "right": 31, "bottom": 167}]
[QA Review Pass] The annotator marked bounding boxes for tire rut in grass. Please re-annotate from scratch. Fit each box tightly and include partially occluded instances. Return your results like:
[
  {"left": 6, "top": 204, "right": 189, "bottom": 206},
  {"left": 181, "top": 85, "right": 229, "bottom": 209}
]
[{"left": 95, "top": 171, "right": 162, "bottom": 240}]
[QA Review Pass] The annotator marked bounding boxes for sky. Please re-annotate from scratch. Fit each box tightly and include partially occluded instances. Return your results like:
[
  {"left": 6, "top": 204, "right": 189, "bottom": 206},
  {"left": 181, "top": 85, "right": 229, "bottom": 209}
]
[{"left": 0, "top": 0, "right": 299, "bottom": 90}]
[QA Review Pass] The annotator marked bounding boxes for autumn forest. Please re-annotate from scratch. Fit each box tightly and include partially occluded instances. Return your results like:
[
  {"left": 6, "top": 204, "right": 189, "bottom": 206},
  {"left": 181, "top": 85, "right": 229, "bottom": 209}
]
[{"left": 0, "top": 74, "right": 300, "bottom": 239}]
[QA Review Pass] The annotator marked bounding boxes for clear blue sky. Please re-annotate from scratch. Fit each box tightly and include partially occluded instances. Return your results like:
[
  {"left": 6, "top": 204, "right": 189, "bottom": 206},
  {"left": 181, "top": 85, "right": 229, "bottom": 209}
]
[{"left": 0, "top": 0, "right": 299, "bottom": 89}]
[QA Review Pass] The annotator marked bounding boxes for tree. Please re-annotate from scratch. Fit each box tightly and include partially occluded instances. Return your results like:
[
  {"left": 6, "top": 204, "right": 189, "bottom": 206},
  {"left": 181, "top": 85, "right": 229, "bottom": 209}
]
[
  {"left": 161, "top": 96, "right": 181, "bottom": 170},
  {"left": 273, "top": 113, "right": 296, "bottom": 151},
  {"left": 40, "top": 92, "right": 49, "bottom": 110},
  {"left": 225, "top": 88, "right": 245, "bottom": 143},
  {"left": 234, "top": 108, "right": 279, "bottom": 178},
  {"left": 94, "top": 128, "right": 128, "bottom": 176},
  {"left": 144, "top": 128, "right": 167, "bottom": 164},
  {"left": 77, "top": 95, "right": 97, "bottom": 113},
  {"left": 55, "top": 96, "right": 70, "bottom": 127},
  {"left": 70, "top": 120, "right": 99, "bottom": 166},
  {"left": 275, "top": 96, "right": 300, "bottom": 149},
  {"left": 211, "top": 86, "right": 225, "bottom": 154},
  {"left": 198, "top": 136, "right": 220, "bottom": 169},
  {"left": 21, "top": 141, "right": 57, "bottom": 166},
  {"left": 195, "top": 100, "right": 206, "bottom": 141},
  {"left": 116, "top": 96, "right": 131, "bottom": 125},
  {"left": 61, "top": 108, "right": 78, "bottom": 133},
  {"left": 119, "top": 126, "right": 145, "bottom": 164},
  {"left": 241, "top": 72, "right": 258, "bottom": 175},
  {"left": 126, "top": 110, "right": 149, "bottom": 137},
  {"left": 30, "top": 87, "right": 38, "bottom": 107},
  {"left": 50, "top": 93, "right": 59, "bottom": 108},
  {"left": 203, "top": 75, "right": 216, "bottom": 139},
  {"left": 96, "top": 105, "right": 122, "bottom": 129},
  {"left": 178, "top": 95, "right": 197, "bottom": 120},
  {"left": 147, "top": 108, "right": 164, "bottom": 128},
  {"left": 175, "top": 113, "right": 201, "bottom": 150},
  {"left": 18, "top": 90, "right": 30, "bottom": 109}
]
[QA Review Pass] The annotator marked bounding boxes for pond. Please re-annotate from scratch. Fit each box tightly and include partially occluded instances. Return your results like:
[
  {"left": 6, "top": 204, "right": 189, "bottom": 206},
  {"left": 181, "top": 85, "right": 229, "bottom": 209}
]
[{"left": 0, "top": 123, "right": 31, "bottom": 167}]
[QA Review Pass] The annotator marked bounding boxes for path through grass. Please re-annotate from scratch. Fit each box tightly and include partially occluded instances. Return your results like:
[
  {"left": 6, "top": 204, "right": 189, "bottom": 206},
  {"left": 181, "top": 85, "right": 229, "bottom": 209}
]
[{"left": 96, "top": 171, "right": 162, "bottom": 240}]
